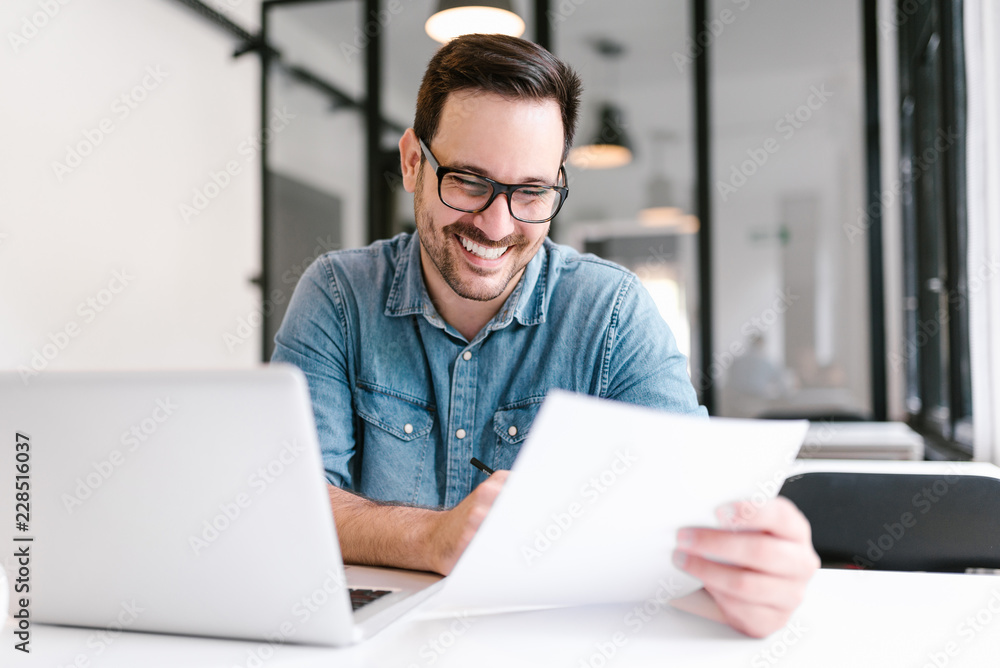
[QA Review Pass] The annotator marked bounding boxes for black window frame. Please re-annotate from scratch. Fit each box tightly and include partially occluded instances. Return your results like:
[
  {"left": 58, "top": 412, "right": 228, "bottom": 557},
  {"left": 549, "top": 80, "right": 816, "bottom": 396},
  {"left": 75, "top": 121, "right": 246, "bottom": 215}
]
[{"left": 897, "top": 0, "right": 973, "bottom": 459}]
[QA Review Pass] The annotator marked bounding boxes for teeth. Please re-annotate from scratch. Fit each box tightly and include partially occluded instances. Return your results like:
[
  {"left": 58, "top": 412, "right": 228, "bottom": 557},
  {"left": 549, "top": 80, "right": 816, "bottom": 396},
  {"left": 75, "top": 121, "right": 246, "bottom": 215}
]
[{"left": 459, "top": 236, "right": 507, "bottom": 260}]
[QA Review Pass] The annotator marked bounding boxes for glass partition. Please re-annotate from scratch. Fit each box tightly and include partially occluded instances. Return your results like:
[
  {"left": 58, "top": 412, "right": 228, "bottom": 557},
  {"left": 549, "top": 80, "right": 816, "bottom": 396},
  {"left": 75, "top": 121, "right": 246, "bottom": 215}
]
[
  {"left": 552, "top": 0, "right": 699, "bottom": 377},
  {"left": 710, "top": 0, "right": 871, "bottom": 419},
  {"left": 262, "top": 1, "right": 364, "bottom": 359}
]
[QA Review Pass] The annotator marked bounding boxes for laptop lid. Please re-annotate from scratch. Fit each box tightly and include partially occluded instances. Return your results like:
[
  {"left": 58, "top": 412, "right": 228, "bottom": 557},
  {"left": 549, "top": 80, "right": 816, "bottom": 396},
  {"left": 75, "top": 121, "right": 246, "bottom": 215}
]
[{"left": 0, "top": 366, "right": 357, "bottom": 645}]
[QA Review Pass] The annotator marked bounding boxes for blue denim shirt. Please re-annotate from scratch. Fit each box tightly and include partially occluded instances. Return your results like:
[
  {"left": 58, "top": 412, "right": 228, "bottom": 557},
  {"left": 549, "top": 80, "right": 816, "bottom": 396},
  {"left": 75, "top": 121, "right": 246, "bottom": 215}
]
[{"left": 271, "top": 232, "right": 706, "bottom": 508}]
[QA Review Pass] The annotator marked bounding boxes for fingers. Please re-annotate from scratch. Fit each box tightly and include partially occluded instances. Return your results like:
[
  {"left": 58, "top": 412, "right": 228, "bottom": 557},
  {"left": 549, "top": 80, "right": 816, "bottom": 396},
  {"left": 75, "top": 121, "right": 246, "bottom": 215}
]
[
  {"left": 671, "top": 497, "right": 820, "bottom": 637},
  {"left": 431, "top": 469, "right": 511, "bottom": 575},
  {"left": 466, "top": 469, "right": 509, "bottom": 508},
  {"left": 482, "top": 469, "right": 510, "bottom": 491},
  {"left": 673, "top": 551, "right": 808, "bottom": 609},
  {"left": 672, "top": 548, "right": 812, "bottom": 637},
  {"left": 676, "top": 525, "right": 820, "bottom": 579},
  {"left": 719, "top": 496, "right": 812, "bottom": 543},
  {"left": 462, "top": 469, "right": 511, "bottom": 521},
  {"left": 676, "top": 497, "right": 819, "bottom": 578}
]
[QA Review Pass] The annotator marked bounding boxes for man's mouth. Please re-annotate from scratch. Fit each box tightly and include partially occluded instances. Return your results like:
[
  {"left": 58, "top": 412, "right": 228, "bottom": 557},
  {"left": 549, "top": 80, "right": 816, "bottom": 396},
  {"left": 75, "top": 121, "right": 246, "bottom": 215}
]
[{"left": 457, "top": 234, "right": 509, "bottom": 260}]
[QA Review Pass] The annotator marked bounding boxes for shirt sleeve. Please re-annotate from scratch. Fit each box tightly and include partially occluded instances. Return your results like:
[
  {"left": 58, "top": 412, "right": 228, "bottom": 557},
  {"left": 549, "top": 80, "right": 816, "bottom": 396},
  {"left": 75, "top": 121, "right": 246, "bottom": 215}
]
[
  {"left": 601, "top": 274, "right": 708, "bottom": 417},
  {"left": 270, "top": 257, "right": 357, "bottom": 488}
]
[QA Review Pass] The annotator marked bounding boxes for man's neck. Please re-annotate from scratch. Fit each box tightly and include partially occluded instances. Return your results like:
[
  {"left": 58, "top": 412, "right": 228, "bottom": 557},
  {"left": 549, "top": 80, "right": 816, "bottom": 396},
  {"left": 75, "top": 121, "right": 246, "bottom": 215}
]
[{"left": 419, "top": 249, "right": 524, "bottom": 342}]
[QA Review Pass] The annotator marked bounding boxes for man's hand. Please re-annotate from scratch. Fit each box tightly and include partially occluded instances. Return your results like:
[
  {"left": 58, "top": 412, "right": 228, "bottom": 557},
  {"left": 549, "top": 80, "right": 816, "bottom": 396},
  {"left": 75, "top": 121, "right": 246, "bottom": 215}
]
[
  {"left": 427, "top": 470, "right": 509, "bottom": 575},
  {"left": 672, "top": 496, "right": 820, "bottom": 638},
  {"left": 328, "top": 471, "right": 509, "bottom": 577}
]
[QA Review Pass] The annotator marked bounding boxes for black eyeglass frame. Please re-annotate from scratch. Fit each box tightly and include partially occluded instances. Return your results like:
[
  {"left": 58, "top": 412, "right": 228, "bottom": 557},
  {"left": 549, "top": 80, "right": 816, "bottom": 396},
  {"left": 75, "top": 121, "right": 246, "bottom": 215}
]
[{"left": 418, "top": 139, "right": 569, "bottom": 224}]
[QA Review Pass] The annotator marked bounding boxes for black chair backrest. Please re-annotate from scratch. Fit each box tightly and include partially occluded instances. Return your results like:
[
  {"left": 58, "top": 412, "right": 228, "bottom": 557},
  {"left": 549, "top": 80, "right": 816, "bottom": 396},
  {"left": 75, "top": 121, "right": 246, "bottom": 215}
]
[{"left": 779, "top": 472, "right": 1000, "bottom": 572}]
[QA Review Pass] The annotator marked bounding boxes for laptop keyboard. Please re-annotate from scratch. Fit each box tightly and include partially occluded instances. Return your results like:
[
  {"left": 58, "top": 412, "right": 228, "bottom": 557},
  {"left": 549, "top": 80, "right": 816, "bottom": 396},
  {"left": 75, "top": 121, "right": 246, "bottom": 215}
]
[{"left": 349, "top": 588, "right": 393, "bottom": 611}]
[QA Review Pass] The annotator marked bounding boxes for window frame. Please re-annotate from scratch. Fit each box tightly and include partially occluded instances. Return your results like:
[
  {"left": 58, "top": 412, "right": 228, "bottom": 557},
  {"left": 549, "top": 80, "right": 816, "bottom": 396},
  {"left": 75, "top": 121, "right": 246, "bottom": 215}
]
[{"left": 897, "top": 0, "right": 973, "bottom": 459}]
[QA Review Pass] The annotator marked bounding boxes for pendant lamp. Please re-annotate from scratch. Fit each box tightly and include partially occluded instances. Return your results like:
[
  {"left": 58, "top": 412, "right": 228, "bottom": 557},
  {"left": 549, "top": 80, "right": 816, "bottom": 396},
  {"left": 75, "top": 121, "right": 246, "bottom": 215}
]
[{"left": 425, "top": 0, "right": 526, "bottom": 44}]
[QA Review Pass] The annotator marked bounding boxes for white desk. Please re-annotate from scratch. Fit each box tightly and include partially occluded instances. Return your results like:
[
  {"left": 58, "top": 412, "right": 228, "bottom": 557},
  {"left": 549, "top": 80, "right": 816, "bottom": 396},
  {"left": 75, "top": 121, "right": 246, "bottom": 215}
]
[
  {"left": 3, "top": 569, "right": 1000, "bottom": 667},
  {"left": 5, "top": 461, "right": 1000, "bottom": 667}
]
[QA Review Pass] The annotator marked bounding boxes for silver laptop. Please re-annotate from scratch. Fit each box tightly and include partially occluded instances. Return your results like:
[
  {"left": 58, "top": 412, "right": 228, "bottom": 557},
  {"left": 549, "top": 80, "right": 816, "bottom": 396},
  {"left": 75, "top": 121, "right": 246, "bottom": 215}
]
[{"left": 0, "top": 365, "right": 443, "bottom": 646}]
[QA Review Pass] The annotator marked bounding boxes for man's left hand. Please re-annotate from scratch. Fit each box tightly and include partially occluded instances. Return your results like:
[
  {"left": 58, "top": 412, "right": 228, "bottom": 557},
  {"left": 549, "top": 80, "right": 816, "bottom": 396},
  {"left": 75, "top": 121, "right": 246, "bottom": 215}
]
[{"left": 672, "top": 496, "right": 821, "bottom": 638}]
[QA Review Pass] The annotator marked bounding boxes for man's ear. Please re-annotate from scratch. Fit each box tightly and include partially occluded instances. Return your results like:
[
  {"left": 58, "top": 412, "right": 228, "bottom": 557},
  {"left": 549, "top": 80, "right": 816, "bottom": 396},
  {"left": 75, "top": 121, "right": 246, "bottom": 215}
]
[{"left": 399, "top": 128, "right": 422, "bottom": 194}]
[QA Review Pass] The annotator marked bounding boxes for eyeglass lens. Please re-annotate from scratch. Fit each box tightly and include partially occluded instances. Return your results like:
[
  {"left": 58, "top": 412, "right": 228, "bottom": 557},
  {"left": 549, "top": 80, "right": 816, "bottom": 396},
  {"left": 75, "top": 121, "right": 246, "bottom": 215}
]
[{"left": 440, "top": 173, "right": 560, "bottom": 222}]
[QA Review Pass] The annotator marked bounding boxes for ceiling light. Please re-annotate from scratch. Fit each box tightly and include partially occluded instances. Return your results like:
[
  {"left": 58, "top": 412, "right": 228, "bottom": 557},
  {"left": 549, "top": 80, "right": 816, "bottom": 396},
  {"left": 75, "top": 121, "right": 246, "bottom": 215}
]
[
  {"left": 639, "top": 208, "right": 700, "bottom": 233},
  {"left": 568, "top": 103, "right": 634, "bottom": 169},
  {"left": 425, "top": 1, "right": 526, "bottom": 44},
  {"left": 568, "top": 39, "right": 632, "bottom": 169},
  {"left": 637, "top": 131, "right": 698, "bottom": 232}
]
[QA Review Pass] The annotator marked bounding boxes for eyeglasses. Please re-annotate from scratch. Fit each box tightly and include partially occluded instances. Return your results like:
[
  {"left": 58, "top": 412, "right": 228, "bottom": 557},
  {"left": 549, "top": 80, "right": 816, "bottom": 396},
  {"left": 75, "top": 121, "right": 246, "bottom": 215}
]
[{"left": 419, "top": 139, "right": 569, "bottom": 224}]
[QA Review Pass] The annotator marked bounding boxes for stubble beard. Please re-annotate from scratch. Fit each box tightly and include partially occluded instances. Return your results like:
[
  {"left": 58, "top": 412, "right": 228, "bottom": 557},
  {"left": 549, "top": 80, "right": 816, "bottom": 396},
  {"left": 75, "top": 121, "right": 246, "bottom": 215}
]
[{"left": 414, "top": 176, "right": 545, "bottom": 303}]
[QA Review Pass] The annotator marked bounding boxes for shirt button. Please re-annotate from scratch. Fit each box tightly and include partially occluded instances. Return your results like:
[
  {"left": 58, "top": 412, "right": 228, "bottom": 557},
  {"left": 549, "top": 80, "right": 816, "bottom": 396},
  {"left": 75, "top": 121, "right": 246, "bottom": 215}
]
[
  {"left": 508, "top": 425, "right": 518, "bottom": 437},
  {"left": 456, "top": 428, "right": 466, "bottom": 439},
  {"left": 403, "top": 423, "right": 413, "bottom": 434},
  {"left": 462, "top": 351, "right": 472, "bottom": 361}
]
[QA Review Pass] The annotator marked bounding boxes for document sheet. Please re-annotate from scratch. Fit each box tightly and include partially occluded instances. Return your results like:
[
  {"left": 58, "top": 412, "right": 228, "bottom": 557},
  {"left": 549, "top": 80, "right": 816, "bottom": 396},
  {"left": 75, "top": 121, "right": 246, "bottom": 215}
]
[{"left": 427, "top": 390, "right": 808, "bottom": 615}]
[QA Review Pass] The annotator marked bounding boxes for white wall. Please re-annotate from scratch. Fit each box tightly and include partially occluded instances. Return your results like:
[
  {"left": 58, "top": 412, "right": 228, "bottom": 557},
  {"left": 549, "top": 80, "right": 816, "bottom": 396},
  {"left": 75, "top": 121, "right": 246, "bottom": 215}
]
[{"left": 1, "top": 0, "right": 263, "bottom": 374}]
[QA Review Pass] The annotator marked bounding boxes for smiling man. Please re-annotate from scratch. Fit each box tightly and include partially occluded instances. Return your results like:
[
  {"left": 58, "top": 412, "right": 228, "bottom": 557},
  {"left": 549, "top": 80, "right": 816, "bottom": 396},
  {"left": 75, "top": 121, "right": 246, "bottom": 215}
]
[
  {"left": 407, "top": 90, "right": 559, "bottom": 340},
  {"left": 271, "top": 33, "right": 819, "bottom": 638}
]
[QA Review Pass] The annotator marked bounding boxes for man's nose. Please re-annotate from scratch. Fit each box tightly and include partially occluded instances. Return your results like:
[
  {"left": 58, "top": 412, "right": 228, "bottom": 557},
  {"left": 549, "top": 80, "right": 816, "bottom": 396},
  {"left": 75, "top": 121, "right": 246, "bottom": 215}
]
[{"left": 472, "top": 193, "right": 516, "bottom": 242}]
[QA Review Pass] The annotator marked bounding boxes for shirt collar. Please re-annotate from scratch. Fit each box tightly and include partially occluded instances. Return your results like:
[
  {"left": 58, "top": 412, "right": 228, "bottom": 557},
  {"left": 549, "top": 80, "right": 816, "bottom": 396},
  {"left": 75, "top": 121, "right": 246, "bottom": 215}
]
[
  {"left": 384, "top": 232, "right": 548, "bottom": 330},
  {"left": 384, "top": 232, "right": 428, "bottom": 318}
]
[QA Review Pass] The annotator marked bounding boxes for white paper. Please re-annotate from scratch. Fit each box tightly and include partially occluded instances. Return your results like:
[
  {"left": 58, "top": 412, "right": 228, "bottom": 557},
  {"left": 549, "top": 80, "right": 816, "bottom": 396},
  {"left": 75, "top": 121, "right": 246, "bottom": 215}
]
[{"left": 426, "top": 390, "right": 808, "bottom": 616}]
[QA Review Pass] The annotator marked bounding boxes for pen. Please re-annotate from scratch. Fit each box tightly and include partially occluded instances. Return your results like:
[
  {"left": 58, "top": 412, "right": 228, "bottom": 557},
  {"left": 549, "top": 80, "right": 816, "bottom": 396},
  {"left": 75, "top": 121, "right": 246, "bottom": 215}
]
[{"left": 470, "top": 457, "right": 495, "bottom": 476}]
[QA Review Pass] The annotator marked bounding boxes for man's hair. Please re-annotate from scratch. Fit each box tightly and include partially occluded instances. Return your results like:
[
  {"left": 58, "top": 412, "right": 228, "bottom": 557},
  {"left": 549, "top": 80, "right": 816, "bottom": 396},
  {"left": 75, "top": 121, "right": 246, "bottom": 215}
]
[{"left": 414, "top": 34, "right": 582, "bottom": 162}]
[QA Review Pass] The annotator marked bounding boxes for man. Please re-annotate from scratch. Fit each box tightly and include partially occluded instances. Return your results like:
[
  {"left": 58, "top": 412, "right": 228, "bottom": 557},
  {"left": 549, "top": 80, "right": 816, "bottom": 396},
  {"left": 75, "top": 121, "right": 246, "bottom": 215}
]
[{"left": 272, "top": 34, "right": 819, "bottom": 638}]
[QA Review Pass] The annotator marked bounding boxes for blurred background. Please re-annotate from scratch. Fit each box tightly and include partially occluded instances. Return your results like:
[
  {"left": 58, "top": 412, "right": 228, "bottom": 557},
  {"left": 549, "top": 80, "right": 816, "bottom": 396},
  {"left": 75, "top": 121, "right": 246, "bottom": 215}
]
[{"left": 2, "top": 0, "right": 998, "bottom": 462}]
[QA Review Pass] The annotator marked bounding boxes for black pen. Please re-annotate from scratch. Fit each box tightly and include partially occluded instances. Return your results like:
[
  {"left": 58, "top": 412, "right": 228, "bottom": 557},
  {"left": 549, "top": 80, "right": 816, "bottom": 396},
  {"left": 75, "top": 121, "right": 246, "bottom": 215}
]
[{"left": 470, "top": 457, "right": 495, "bottom": 476}]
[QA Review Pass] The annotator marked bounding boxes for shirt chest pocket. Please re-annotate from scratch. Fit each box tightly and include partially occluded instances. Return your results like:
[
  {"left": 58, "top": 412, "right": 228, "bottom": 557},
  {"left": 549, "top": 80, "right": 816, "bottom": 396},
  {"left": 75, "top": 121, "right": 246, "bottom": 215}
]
[
  {"left": 353, "top": 383, "right": 435, "bottom": 504},
  {"left": 491, "top": 399, "right": 543, "bottom": 472}
]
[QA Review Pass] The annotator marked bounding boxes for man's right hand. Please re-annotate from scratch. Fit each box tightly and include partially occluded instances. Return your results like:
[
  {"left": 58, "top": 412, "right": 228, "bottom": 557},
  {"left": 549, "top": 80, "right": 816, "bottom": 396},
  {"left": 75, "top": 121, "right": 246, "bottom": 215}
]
[
  {"left": 426, "top": 470, "right": 509, "bottom": 575},
  {"left": 327, "top": 470, "right": 509, "bottom": 576}
]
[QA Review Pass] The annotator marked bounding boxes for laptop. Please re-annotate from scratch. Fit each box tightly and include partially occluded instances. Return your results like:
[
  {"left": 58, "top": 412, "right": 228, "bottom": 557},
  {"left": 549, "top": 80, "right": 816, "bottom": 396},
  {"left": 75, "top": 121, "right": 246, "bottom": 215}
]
[{"left": 0, "top": 366, "right": 443, "bottom": 646}]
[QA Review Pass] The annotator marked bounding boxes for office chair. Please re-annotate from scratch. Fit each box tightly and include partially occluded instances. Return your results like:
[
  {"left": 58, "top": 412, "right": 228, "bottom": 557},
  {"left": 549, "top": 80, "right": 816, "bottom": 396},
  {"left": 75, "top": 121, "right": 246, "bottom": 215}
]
[{"left": 779, "top": 472, "right": 1000, "bottom": 572}]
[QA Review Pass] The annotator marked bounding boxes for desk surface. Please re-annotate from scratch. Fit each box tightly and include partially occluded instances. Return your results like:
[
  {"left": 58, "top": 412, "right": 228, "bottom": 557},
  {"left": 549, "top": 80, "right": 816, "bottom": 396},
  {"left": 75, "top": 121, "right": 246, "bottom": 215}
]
[
  {"left": 4, "top": 568, "right": 1000, "bottom": 667},
  {"left": 5, "top": 461, "right": 1000, "bottom": 667}
]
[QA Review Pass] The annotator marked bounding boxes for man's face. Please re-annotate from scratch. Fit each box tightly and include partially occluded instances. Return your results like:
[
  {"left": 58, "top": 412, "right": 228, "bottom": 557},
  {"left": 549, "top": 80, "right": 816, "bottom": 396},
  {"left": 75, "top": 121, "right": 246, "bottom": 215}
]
[{"left": 410, "top": 91, "right": 564, "bottom": 303}]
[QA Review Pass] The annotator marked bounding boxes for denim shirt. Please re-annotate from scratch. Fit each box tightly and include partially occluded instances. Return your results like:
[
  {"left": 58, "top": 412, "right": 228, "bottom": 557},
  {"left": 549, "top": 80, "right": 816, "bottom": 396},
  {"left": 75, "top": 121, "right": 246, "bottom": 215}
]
[{"left": 271, "top": 232, "right": 706, "bottom": 509}]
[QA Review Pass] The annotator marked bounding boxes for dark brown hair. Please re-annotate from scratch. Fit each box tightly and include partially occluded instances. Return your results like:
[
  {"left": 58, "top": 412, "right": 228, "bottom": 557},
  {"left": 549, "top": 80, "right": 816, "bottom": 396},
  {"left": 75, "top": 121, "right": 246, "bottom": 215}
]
[{"left": 414, "top": 34, "right": 582, "bottom": 162}]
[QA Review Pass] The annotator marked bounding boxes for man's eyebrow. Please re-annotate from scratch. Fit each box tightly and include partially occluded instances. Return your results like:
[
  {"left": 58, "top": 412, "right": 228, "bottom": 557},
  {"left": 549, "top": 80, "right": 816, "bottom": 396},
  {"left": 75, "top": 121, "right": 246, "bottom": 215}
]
[{"left": 451, "top": 161, "right": 555, "bottom": 186}]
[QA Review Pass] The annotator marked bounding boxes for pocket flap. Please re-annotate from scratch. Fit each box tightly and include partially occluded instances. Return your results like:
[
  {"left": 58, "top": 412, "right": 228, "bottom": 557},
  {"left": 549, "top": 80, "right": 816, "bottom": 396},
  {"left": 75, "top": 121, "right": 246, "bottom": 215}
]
[
  {"left": 354, "top": 383, "right": 434, "bottom": 441},
  {"left": 492, "top": 399, "right": 543, "bottom": 445}
]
